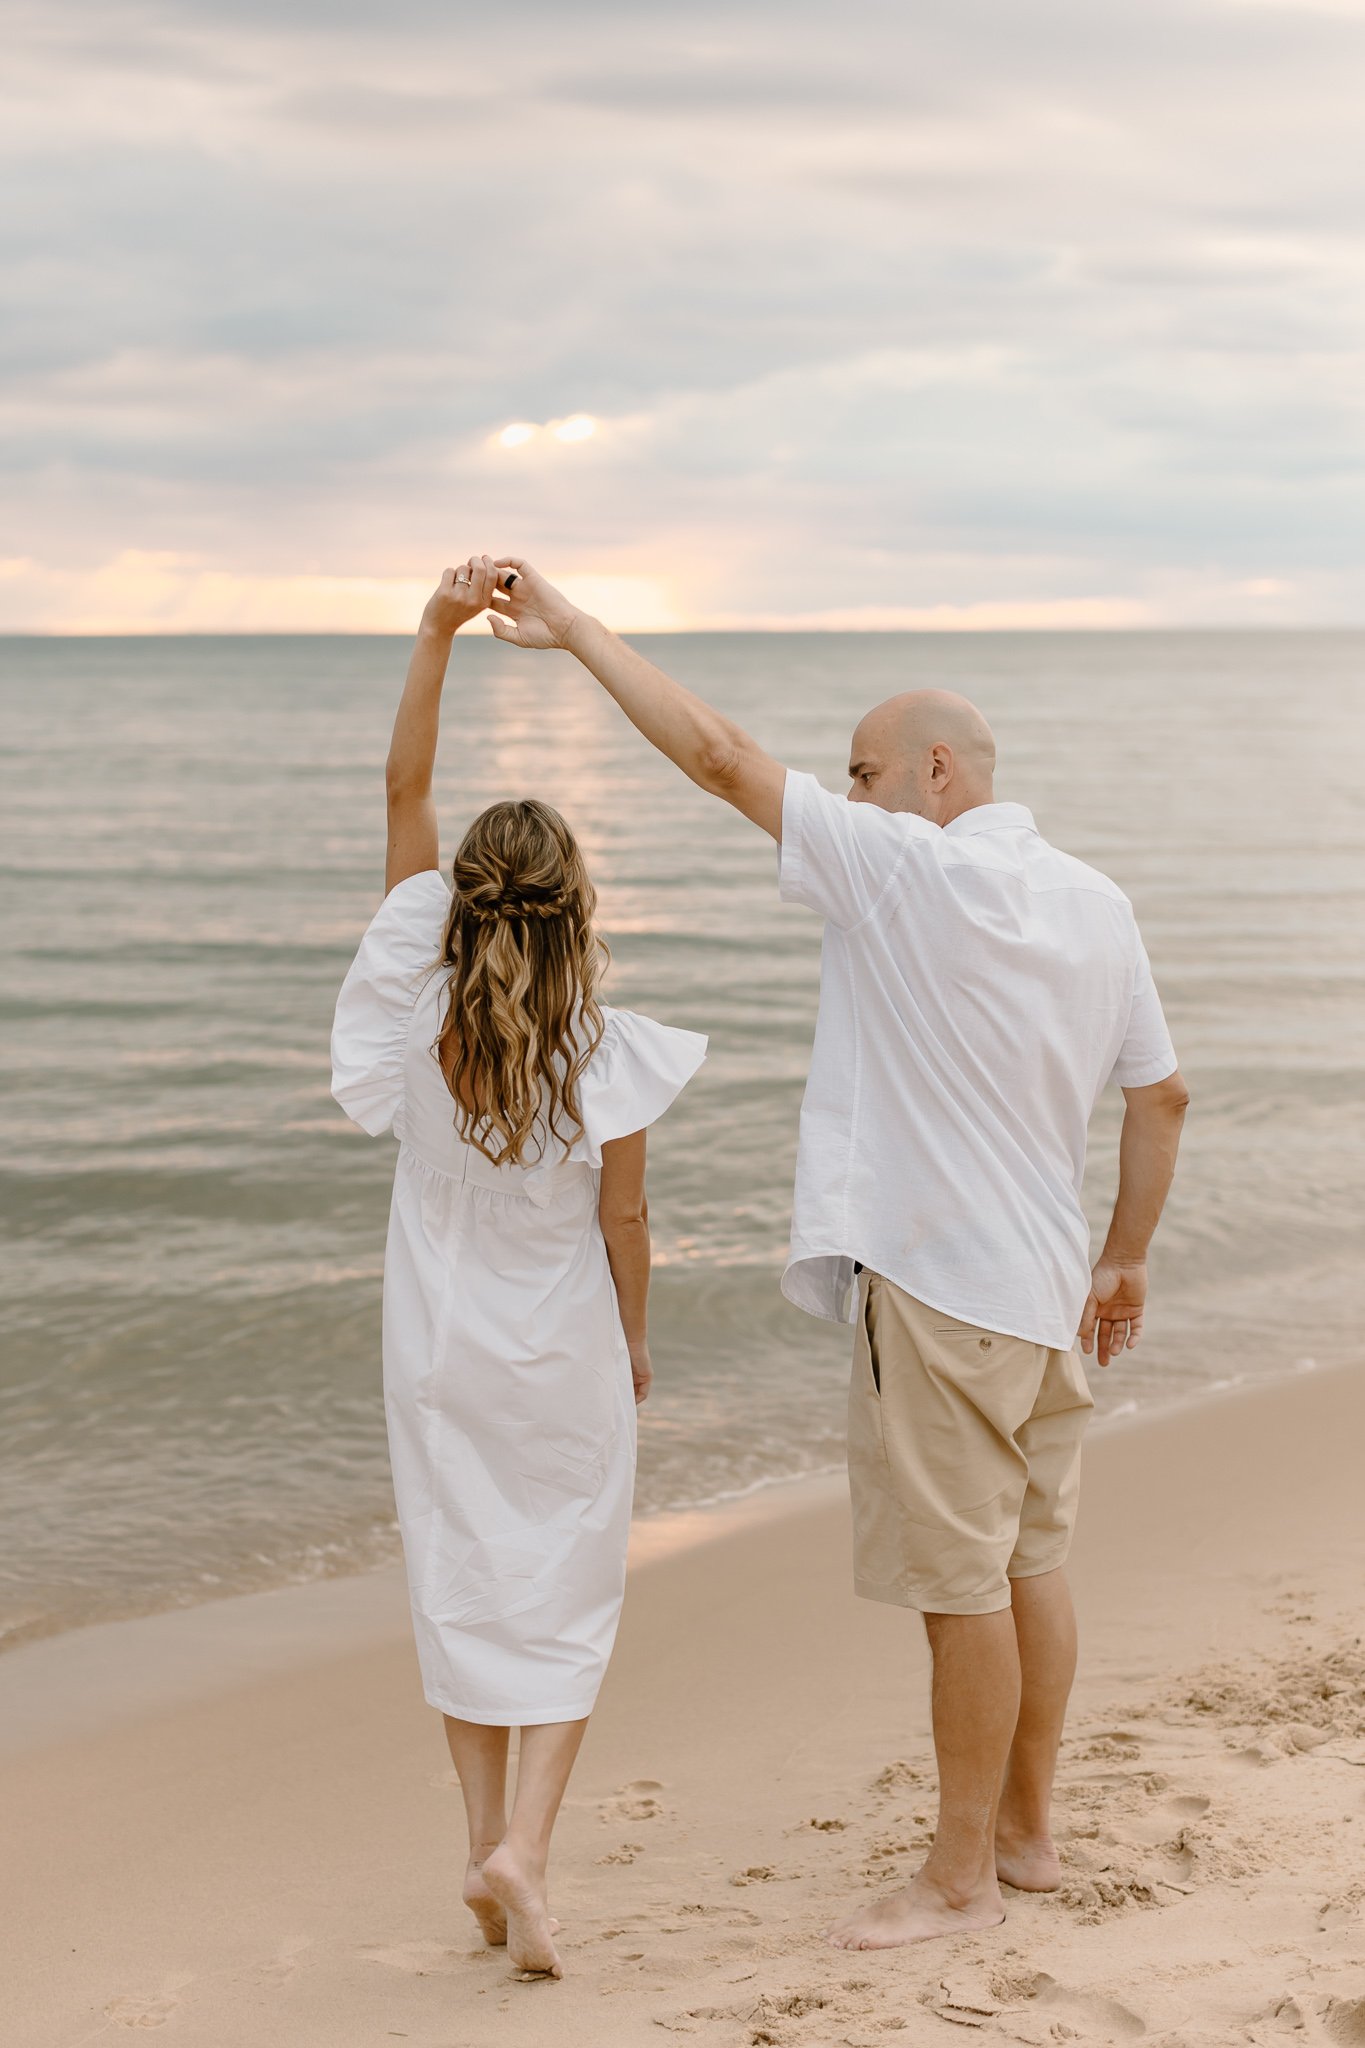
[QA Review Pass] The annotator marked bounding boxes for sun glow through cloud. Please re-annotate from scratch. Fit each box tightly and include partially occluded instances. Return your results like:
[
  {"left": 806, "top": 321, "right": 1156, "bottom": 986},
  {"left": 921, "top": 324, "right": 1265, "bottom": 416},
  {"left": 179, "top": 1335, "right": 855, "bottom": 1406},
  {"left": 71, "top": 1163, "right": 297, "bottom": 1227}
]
[
  {"left": 493, "top": 414, "right": 598, "bottom": 450},
  {"left": 3, "top": 1, "right": 1363, "bottom": 632}
]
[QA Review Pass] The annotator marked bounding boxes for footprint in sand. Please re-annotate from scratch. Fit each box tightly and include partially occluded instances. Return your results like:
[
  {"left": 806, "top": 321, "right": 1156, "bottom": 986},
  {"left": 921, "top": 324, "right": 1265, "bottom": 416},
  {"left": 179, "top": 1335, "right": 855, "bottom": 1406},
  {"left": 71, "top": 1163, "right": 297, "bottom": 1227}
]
[
  {"left": 1259, "top": 1992, "right": 1365, "bottom": 2045},
  {"left": 602, "top": 1778, "right": 669, "bottom": 1823},
  {"left": 866, "top": 1832, "right": 916, "bottom": 1861},
  {"left": 359, "top": 1941, "right": 459, "bottom": 1975},
  {"left": 1319, "top": 1993, "right": 1365, "bottom": 2043},
  {"left": 663, "top": 1987, "right": 836, "bottom": 2043},
  {"left": 103, "top": 1982, "right": 191, "bottom": 2030},
  {"left": 931, "top": 1972, "right": 1007, "bottom": 2027},
  {"left": 870, "top": 1760, "right": 920, "bottom": 1795},
  {"left": 593, "top": 1913, "right": 651, "bottom": 1942},
  {"left": 597, "top": 1841, "right": 644, "bottom": 1864},
  {"left": 1316, "top": 1883, "right": 1365, "bottom": 1933},
  {"left": 259, "top": 1935, "right": 313, "bottom": 1984},
  {"left": 1232, "top": 1738, "right": 1289, "bottom": 1767},
  {"left": 1076, "top": 1730, "right": 1144, "bottom": 1763},
  {"left": 1108, "top": 1790, "right": 1211, "bottom": 1867},
  {"left": 761, "top": 1990, "right": 832, "bottom": 2018},
  {"left": 1057, "top": 1870, "right": 1163, "bottom": 1922},
  {"left": 1022, "top": 1972, "right": 1146, "bottom": 2040}
]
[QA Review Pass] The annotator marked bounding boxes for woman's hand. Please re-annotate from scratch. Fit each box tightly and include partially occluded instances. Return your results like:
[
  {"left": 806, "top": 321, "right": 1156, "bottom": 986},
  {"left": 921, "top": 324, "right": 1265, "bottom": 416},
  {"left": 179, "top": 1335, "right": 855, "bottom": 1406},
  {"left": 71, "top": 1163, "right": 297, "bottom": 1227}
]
[
  {"left": 487, "top": 556, "right": 583, "bottom": 649},
  {"left": 629, "top": 1339, "right": 653, "bottom": 1406},
  {"left": 422, "top": 556, "right": 500, "bottom": 639}
]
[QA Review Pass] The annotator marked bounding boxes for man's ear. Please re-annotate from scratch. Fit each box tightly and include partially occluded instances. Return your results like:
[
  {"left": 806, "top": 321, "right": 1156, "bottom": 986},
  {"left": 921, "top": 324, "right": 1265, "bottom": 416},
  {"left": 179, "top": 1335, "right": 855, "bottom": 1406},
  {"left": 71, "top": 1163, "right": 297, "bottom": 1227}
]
[{"left": 929, "top": 742, "right": 954, "bottom": 787}]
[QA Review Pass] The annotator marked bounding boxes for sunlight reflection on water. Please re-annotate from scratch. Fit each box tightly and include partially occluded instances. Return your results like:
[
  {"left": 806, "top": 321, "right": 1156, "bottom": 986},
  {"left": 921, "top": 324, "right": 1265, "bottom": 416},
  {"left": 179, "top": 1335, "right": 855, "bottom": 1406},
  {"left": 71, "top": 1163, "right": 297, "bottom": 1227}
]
[{"left": 2, "top": 629, "right": 1362, "bottom": 1644}]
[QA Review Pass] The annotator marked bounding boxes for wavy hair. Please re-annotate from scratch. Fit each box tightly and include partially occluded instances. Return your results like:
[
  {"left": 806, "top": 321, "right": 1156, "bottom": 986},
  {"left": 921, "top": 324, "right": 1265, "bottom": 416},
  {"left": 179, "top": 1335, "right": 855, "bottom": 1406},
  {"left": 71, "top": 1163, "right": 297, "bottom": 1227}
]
[{"left": 433, "top": 799, "right": 607, "bottom": 1166}]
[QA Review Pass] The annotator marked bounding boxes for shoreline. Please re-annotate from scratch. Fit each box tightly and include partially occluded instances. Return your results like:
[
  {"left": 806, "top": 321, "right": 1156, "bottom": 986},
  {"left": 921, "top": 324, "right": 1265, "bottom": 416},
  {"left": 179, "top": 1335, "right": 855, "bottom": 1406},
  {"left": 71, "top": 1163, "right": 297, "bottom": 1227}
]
[
  {"left": 0, "top": 1466, "right": 851, "bottom": 1764},
  {"left": 5, "top": 1356, "right": 1364, "bottom": 2045},
  {"left": 1, "top": 1354, "right": 1333, "bottom": 1682}
]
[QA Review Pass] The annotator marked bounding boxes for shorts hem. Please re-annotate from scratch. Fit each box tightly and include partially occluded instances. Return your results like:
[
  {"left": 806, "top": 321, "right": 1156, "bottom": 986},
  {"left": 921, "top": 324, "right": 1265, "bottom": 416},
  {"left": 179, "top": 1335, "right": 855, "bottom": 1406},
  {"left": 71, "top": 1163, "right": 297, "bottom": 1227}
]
[
  {"left": 1006, "top": 1548, "right": 1073, "bottom": 1584},
  {"left": 854, "top": 1577, "right": 1013, "bottom": 1617}
]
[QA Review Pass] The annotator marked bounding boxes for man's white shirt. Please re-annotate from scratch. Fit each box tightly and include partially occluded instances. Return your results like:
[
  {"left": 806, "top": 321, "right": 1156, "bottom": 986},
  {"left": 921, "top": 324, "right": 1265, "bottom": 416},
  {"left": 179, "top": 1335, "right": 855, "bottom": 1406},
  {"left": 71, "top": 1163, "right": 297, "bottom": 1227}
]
[{"left": 777, "top": 772, "right": 1178, "bottom": 1349}]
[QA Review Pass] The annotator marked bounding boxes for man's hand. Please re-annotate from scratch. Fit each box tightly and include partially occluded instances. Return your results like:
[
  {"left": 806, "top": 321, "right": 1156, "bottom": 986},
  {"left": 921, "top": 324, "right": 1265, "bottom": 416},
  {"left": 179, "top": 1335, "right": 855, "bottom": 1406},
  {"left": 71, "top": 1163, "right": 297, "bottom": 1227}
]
[
  {"left": 422, "top": 555, "right": 500, "bottom": 639},
  {"left": 1078, "top": 1257, "right": 1147, "bottom": 1367},
  {"left": 490, "top": 556, "right": 787, "bottom": 836},
  {"left": 487, "top": 556, "right": 582, "bottom": 649}
]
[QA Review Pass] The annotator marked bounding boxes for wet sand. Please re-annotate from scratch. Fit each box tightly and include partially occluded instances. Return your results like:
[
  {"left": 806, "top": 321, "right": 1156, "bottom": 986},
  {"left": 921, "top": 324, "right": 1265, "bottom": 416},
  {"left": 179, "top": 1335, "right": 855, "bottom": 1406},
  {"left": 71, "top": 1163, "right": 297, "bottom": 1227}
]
[{"left": 4, "top": 1363, "right": 1364, "bottom": 2048}]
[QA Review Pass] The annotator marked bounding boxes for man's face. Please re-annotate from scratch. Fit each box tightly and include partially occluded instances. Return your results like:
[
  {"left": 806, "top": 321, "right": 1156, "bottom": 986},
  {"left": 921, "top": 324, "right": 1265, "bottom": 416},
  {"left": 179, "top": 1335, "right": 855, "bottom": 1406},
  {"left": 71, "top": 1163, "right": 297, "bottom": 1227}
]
[{"left": 845, "top": 710, "right": 927, "bottom": 814}]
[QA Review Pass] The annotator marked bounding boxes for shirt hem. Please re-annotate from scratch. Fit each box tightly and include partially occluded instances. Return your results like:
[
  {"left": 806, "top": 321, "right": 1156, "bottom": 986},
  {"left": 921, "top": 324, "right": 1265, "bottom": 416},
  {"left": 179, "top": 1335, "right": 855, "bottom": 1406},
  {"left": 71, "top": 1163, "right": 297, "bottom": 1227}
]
[{"left": 782, "top": 1247, "right": 1082, "bottom": 1351}]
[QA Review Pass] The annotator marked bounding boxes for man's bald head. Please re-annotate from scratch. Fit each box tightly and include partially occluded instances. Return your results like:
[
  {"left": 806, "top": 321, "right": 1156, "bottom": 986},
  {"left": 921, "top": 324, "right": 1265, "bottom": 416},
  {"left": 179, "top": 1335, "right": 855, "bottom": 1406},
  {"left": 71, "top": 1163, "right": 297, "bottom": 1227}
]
[{"left": 846, "top": 689, "right": 997, "bottom": 823}]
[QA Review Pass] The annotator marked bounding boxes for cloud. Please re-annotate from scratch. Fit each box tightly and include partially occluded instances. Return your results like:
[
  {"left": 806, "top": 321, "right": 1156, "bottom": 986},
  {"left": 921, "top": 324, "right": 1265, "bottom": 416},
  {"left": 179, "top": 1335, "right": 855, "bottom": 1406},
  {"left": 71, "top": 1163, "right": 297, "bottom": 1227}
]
[{"left": 2, "top": 0, "right": 1363, "bottom": 627}]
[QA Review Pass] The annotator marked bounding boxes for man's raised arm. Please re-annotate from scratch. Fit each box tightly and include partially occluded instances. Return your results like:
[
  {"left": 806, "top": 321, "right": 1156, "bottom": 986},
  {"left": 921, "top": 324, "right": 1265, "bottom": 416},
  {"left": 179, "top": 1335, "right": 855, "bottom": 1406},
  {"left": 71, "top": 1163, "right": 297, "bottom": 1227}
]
[{"left": 487, "top": 557, "right": 787, "bottom": 839}]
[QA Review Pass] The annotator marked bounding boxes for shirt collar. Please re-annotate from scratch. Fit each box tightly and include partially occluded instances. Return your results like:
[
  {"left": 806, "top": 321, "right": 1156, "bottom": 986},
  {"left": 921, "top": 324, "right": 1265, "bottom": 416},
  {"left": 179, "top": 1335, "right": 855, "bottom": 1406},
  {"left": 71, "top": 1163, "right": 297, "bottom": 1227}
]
[{"left": 941, "top": 801, "right": 1037, "bottom": 839}]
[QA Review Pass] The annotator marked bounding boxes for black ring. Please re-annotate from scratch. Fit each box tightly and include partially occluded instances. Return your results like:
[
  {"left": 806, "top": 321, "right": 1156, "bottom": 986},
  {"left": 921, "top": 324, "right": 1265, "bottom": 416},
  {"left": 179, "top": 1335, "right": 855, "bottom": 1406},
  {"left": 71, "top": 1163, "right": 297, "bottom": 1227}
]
[{"left": 502, "top": 571, "right": 519, "bottom": 590}]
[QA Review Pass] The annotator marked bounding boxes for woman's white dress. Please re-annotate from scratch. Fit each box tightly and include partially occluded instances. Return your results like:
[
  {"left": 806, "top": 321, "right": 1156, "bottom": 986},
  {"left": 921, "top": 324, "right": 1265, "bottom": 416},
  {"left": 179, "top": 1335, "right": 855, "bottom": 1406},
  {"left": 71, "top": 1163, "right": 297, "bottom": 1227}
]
[{"left": 330, "top": 869, "right": 706, "bottom": 1726}]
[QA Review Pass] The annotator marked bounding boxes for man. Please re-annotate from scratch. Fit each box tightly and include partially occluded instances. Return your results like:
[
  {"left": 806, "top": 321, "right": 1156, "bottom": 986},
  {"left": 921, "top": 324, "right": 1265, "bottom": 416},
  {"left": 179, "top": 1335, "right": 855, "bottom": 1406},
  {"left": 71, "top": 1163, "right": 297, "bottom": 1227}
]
[{"left": 485, "top": 557, "right": 1189, "bottom": 1951}]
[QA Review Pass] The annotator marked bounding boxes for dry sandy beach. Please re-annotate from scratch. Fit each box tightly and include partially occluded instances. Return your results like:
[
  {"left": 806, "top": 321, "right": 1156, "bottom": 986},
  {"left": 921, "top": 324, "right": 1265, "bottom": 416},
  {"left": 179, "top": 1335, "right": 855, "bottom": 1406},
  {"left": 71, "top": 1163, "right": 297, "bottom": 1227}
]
[{"left": 6, "top": 1364, "right": 1365, "bottom": 2048}]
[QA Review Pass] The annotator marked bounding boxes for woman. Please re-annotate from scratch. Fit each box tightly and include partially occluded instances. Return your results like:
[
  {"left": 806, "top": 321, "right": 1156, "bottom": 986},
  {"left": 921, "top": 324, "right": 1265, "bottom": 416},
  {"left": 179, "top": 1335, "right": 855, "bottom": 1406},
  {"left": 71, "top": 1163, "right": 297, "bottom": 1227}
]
[{"left": 330, "top": 557, "right": 705, "bottom": 1979}]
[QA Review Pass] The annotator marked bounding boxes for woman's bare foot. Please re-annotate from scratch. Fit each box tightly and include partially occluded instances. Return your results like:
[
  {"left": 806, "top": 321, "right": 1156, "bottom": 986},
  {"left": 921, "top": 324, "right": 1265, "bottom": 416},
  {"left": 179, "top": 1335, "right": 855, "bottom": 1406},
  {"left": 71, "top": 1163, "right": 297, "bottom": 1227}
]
[
  {"left": 462, "top": 1857, "right": 508, "bottom": 1946},
  {"left": 825, "top": 1869, "right": 1006, "bottom": 1950},
  {"left": 994, "top": 1828, "right": 1063, "bottom": 1892},
  {"left": 463, "top": 1856, "right": 562, "bottom": 1949},
  {"left": 482, "top": 1842, "right": 563, "bottom": 1978}
]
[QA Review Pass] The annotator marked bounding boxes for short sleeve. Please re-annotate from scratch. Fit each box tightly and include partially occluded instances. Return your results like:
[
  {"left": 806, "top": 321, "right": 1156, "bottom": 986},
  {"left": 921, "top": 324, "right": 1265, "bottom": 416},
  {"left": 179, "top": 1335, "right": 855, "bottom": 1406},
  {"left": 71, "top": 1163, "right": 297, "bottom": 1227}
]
[
  {"left": 572, "top": 1007, "right": 708, "bottom": 1166},
  {"left": 330, "top": 870, "right": 450, "bottom": 1135},
  {"left": 778, "top": 770, "right": 938, "bottom": 929},
  {"left": 1109, "top": 935, "right": 1178, "bottom": 1089}
]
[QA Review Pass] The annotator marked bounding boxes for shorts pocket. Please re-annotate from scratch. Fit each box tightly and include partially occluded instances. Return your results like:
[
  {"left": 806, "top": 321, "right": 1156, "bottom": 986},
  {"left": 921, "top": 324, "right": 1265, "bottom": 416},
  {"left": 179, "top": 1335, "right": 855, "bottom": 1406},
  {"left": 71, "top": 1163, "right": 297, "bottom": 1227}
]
[
  {"left": 848, "top": 1277, "right": 888, "bottom": 1471},
  {"left": 932, "top": 1324, "right": 1001, "bottom": 1356}
]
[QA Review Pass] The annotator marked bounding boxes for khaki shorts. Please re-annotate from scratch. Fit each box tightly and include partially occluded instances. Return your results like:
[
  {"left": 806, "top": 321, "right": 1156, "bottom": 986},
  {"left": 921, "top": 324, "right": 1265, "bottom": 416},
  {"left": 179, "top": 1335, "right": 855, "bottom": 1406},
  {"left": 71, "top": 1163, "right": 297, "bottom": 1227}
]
[{"left": 848, "top": 1272, "right": 1094, "bottom": 1616}]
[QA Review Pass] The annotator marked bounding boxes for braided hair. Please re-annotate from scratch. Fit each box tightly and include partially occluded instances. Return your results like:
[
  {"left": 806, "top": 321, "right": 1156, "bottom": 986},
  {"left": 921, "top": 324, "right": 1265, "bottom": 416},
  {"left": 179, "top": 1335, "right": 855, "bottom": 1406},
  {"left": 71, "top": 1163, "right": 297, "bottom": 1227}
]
[{"left": 433, "top": 799, "right": 607, "bottom": 1165}]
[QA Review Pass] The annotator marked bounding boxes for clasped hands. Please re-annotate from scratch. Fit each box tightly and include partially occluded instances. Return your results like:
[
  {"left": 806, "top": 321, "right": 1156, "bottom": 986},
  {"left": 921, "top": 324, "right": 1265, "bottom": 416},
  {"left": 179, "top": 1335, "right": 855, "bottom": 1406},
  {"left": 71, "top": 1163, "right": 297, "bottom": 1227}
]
[{"left": 422, "top": 554, "right": 579, "bottom": 650}]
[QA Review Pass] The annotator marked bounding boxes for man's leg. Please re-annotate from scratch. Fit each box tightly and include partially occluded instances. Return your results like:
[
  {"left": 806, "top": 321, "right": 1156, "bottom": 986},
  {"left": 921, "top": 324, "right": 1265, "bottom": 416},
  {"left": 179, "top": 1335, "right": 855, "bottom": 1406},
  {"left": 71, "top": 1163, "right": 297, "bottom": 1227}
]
[
  {"left": 994, "top": 1566, "right": 1077, "bottom": 1890},
  {"left": 827, "top": 1607, "right": 1015, "bottom": 1950}
]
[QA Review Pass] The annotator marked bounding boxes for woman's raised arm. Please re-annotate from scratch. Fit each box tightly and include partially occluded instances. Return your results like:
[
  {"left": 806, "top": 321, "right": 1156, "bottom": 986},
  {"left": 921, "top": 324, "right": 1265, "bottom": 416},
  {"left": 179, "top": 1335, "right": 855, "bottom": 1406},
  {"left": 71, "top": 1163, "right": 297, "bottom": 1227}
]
[{"left": 383, "top": 557, "right": 499, "bottom": 895}]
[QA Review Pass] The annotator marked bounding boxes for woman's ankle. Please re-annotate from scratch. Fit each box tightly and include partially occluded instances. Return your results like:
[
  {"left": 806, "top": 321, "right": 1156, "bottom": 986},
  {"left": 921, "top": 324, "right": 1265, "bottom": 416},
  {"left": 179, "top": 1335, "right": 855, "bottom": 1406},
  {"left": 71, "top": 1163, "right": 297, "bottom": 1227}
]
[{"left": 494, "top": 1831, "right": 550, "bottom": 1882}]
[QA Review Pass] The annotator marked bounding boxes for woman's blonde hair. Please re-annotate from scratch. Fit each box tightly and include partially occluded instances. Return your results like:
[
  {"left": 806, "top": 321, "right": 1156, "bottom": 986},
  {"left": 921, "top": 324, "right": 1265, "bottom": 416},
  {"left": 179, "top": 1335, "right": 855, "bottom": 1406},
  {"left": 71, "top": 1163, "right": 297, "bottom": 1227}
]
[{"left": 434, "top": 799, "right": 607, "bottom": 1166}]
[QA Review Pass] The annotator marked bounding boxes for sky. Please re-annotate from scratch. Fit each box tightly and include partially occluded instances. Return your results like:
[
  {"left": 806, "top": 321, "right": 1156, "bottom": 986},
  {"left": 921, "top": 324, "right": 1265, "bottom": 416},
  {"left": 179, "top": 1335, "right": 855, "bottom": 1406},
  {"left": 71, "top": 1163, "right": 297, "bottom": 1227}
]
[{"left": 4, "top": 0, "right": 1364, "bottom": 632}]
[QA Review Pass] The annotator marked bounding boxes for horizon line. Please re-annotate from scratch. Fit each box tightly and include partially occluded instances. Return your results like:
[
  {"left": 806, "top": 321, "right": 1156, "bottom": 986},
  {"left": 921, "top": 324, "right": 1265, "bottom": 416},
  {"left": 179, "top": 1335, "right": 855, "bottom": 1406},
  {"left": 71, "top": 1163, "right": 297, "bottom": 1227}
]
[{"left": 2, "top": 621, "right": 1362, "bottom": 640}]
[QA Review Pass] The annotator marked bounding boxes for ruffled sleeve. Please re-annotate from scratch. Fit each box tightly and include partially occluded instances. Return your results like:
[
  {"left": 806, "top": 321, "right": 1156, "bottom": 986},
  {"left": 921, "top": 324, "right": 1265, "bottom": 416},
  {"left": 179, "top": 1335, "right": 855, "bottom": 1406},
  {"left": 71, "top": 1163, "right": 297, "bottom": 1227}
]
[
  {"left": 572, "top": 1006, "right": 708, "bottom": 1166},
  {"left": 330, "top": 870, "right": 450, "bottom": 1136}
]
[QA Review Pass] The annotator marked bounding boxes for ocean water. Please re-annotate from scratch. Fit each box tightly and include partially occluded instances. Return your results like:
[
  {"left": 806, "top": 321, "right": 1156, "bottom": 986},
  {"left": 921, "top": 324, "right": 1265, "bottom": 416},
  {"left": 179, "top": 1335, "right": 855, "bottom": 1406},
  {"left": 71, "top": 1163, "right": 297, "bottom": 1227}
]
[{"left": 2, "top": 631, "right": 1362, "bottom": 1649}]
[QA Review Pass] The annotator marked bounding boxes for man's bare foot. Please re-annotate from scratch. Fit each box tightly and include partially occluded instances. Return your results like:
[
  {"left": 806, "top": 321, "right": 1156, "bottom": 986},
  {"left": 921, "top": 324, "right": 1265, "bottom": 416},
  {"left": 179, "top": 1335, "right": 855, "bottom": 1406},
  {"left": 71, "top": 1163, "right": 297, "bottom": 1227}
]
[
  {"left": 482, "top": 1843, "right": 563, "bottom": 1978},
  {"left": 994, "top": 1830, "right": 1063, "bottom": 1892},
  {"left": 825, "top": 1869, "right": 1006, "bottom": 1950}
]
